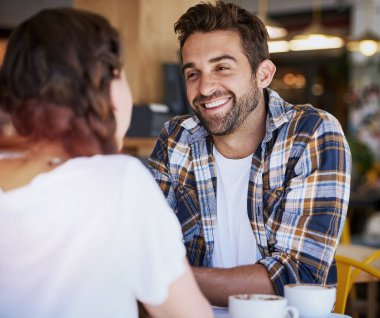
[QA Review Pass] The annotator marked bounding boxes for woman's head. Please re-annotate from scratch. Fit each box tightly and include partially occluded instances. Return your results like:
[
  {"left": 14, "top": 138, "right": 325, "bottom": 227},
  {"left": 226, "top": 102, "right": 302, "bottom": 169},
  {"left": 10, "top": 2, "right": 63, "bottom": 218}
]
[{"left": 0, "top": 8, "right": 132, "bottom": 156}]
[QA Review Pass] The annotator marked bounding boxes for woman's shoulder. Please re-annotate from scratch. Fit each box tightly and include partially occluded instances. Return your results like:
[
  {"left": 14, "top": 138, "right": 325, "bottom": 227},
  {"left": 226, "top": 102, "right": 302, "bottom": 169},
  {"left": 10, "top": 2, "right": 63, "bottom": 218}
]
[
  {"left": 69, "top": 154, "right": 144, "bottom": 172},
  {"left": 68, "top": 154, "right": 154, "bottom": 187}
]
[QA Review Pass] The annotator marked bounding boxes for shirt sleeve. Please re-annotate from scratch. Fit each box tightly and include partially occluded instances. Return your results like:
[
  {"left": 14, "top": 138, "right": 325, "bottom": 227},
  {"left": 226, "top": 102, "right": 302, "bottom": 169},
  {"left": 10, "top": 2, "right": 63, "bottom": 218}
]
[
  {"left": 126, "top": 159, "right": 186, "bottom": 306},
  {"left": 258, "top": 113, "right": 351, "bottom": 295}
]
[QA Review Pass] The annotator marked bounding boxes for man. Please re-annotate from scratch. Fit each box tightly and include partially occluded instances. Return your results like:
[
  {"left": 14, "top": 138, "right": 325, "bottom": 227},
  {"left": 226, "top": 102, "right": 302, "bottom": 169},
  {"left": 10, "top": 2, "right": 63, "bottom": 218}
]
[{"left": 149, "top": 1, "right": 351, "bottom": 307}]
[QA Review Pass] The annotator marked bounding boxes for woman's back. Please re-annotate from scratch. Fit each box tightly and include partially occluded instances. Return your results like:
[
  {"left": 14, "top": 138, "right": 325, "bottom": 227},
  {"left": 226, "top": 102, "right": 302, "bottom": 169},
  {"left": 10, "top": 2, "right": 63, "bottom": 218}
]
[{"left": 0, "top": 155, "right": 186, "bottom": 317}]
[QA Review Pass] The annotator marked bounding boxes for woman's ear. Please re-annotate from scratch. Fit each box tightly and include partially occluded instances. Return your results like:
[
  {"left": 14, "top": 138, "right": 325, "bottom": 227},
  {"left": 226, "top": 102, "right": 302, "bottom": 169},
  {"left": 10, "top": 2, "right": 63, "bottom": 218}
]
[{"left": 256, "top": 60, "right": 276, "bottom": 89}]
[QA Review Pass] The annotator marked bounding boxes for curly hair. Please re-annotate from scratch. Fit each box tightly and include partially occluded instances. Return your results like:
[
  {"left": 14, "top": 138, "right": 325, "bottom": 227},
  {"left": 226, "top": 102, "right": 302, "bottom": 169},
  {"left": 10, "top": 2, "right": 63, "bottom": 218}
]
[
  {"left": 0, "top": 8, "right": 122, "bottom": 157},
  {"left": 174, "top": 1, "right": 269, "bottom": 74}
]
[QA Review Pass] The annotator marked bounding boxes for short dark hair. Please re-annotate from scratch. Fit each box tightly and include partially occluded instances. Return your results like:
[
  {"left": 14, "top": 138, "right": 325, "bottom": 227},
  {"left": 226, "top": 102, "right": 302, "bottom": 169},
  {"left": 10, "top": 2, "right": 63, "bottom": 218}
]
[
  {"left": 174, "top": 1, "right": 269, "bottom": 74},
  {"left": 0, "top": 8, "right": 121, "bottom": 156}
]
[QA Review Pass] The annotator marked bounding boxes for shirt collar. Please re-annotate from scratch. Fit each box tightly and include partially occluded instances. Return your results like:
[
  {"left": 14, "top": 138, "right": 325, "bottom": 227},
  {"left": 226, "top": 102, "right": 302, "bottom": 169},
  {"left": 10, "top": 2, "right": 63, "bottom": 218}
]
[
  {"left": 181, "top": 115, "right": 209, "bottom": 144},
  {"left": 265, "top": 88, "right": 291, "bottom": 133}
]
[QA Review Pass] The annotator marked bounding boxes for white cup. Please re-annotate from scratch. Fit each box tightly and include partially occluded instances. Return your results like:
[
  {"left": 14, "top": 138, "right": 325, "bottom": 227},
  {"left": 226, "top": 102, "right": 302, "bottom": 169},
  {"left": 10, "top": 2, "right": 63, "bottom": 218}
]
[
  {"left": 284, "top": 284, "right": 336, "bottom": 318},
  {"left": 228, "top": 294, "right": 299, "bottom": 318}
]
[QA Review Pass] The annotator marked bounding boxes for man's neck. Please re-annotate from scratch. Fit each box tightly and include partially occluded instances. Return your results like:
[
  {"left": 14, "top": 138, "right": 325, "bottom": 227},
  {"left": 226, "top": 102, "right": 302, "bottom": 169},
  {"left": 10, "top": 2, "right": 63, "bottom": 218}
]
[{"left": 212, "top": 101, "right": 267, "bottom": 159}]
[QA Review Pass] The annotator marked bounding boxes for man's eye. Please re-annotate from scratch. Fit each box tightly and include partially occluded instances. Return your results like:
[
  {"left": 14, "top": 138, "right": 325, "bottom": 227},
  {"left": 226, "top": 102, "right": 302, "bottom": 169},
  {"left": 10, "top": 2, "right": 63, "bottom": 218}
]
[
  {"left": 216, "top": 66, "right": 229, "bottom": 71},
  {"left": 186, "top": 72, "right": 198, "bottom": 80}
]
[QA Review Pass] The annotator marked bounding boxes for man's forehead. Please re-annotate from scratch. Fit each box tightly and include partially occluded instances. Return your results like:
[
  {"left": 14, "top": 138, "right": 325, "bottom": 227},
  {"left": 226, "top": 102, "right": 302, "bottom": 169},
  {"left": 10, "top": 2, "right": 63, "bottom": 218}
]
[{"left": 181, "top": 30, "right": 244, "bottom": 65}]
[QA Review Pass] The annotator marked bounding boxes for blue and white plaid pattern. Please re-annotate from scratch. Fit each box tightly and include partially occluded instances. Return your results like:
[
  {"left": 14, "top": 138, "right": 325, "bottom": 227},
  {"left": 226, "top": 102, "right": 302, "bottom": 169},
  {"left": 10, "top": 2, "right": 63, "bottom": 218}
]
[{"left": 149, "top": 89, "right": 351, "bottom": 295}]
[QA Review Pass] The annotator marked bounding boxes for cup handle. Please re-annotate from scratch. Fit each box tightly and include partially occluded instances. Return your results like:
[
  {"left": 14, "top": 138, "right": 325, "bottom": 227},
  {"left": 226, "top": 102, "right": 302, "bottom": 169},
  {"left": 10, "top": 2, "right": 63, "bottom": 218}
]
[{"left": 286, "top": 306, "right": 299, "bottom": 318}]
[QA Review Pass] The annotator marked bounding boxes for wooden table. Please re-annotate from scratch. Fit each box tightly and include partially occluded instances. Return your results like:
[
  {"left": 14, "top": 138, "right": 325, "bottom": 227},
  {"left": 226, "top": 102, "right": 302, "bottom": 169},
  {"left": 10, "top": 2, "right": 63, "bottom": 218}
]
[{"left": 336, "top": 244, "right": 380, "bottom": 283}]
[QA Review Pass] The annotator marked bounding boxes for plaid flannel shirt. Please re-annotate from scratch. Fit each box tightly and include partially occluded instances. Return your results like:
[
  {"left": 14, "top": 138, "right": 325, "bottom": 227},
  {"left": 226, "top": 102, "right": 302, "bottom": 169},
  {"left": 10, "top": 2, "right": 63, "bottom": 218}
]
[{"left": 148, "top": 88, "right": 351, "bottom": 295}]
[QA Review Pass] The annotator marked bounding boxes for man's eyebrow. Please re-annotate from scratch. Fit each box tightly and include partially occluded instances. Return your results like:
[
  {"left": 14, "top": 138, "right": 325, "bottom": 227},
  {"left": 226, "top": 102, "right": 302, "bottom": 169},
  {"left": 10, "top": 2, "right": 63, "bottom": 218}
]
[
  {"left": 182, "top": 54, "right": 237, "bottom": 74},
  {"left": 182, "top": 62, "right": 194, "bottom": 74},
  {"left": 209, "top": 54, "right": 237, "bottom": 63}
]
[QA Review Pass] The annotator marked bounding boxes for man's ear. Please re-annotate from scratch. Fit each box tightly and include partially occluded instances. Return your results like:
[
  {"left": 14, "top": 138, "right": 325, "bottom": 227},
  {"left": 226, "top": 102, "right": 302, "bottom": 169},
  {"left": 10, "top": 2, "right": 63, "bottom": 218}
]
[{"left": 256, "top": 60, "right": 276, "bottom": 89}]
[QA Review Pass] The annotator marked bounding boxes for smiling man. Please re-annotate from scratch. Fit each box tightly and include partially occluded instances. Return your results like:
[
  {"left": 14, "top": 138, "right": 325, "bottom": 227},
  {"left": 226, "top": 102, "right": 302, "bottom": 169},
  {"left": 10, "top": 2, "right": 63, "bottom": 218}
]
[{"left": 148, "top": 1, "right": 351, "bottom": 307}]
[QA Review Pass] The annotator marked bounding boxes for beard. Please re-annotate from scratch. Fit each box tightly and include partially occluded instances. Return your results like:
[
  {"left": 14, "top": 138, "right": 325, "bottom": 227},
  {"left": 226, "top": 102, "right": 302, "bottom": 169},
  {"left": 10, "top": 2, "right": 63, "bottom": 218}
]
[{"left": 192, "top": 81, "right": 260, "bottom": 136}]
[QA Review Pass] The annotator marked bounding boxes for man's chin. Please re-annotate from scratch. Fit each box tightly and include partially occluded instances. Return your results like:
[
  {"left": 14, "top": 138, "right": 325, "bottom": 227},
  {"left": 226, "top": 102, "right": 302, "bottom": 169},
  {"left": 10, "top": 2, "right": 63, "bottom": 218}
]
[
  {"left": 195, "top": 110, "right": 233, "bottom": 134},
  {"left": 203, "top": 121, "right": 235, "bottom": 136}
]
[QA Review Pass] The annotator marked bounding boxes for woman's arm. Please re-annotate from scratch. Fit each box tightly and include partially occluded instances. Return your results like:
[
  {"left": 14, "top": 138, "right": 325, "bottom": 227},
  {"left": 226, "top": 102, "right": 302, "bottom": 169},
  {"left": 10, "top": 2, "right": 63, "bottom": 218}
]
[{"left": 144, "top": 259, "right": 213, "bottom": 318}]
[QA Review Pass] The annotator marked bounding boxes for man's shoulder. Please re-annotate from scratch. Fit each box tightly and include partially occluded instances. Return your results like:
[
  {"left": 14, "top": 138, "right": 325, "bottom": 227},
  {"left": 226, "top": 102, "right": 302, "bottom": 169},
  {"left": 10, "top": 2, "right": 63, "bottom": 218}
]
[
  {"left": 164, "top": 113, "right": 198, "bottom": 133},
  {"left": 291, "top": 103, "right": 342, "bottom": 132},
  {"left": 267, "top": 89, "right": 343, "bottom": 136},
  {"left": 162, "top": 113, "right": 208, "bottom": 145}
]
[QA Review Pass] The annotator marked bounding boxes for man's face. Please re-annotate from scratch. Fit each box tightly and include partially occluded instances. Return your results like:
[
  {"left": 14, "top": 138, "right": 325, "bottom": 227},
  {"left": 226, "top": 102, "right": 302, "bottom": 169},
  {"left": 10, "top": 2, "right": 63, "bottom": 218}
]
[{"left": 182, "top": 30, "right": 260, "bottom": 136}]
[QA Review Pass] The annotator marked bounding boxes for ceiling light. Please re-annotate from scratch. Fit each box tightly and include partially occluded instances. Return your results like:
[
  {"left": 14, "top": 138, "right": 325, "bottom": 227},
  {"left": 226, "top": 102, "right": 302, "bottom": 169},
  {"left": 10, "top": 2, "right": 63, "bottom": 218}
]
[
  {"left": 346, "top": 0, "right": 380, "bottom": 57},
  {"left": 290, "top": 28, "right": 344, "bottom": 51},
  {"left": 289, "top": 0, "right": 344, "bottom": 51},
  {"left": 258, "top": 0, "right": 288, "bottom": 40},
  {"left": 268, "top": 40, "right": 290, "bottom": 53},
  {"left": 264, "top": 19, "right": 288, "bottom": 39},
  {"left": 347, "top": 31, "right": 380, "bottom": 56}
]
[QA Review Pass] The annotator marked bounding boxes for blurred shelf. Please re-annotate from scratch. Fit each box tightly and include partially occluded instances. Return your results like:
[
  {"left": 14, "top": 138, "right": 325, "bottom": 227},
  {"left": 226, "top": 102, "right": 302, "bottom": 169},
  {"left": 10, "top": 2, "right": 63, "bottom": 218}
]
[{"left": 122, "top": 137, "right": 157, "bottom": 158}]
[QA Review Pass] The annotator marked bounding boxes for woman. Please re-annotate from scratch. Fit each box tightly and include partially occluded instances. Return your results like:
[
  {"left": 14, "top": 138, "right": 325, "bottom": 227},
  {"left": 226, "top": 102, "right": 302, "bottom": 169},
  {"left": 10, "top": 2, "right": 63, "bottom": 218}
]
[{"left": 0, "top": 8, "right": 212, "bottom": 318}]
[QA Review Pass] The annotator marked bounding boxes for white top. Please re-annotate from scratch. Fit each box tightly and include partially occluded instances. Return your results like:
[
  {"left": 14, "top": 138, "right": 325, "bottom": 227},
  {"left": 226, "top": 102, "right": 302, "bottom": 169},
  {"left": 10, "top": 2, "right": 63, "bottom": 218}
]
[
  {"left": 0, "top": 155, "right": 186, "bottom": 318},
  {"left": 212, "top": 146, "right": 261, "bottom": 268}
]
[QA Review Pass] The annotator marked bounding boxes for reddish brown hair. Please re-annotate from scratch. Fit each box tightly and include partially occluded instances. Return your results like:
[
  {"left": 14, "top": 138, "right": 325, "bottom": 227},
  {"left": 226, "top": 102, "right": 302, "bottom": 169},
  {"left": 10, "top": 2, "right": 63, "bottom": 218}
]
[
  {"left": 0, "top": 8, "right": 121, "bottom": 157},
  {"left": 174, "top": 1, "right": 269, "bottom": 74}
]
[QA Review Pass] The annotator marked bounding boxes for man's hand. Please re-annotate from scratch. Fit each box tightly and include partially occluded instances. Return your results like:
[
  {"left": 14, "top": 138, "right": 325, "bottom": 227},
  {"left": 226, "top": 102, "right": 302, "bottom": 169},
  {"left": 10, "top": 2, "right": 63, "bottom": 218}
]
[{"left": 192, "top": 264, "right": 275, "bottom": 307}]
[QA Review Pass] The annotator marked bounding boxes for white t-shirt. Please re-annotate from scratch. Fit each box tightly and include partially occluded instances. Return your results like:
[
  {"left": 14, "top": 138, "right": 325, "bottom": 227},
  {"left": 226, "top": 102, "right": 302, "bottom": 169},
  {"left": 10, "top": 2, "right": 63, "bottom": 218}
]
[
  {"left": 212, "top": 146, "right": 261, "bottom": 268},
  {"left": 0, "top": 155, "right": 185, "bottom": 318}
]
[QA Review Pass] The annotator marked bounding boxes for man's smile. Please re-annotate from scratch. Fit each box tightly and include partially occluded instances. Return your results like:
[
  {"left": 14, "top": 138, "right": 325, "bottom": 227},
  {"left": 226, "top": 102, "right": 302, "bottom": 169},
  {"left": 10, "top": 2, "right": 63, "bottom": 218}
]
[{"left": 202, "top": 97, "right": 231, "bottom": 109}]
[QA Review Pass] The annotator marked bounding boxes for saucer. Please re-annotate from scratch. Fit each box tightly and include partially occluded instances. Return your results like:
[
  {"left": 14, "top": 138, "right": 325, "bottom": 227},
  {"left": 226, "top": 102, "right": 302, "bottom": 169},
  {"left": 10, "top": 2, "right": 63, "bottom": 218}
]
[
  {"left": 213, "top": 307, "right": 351, "bottom": 318},
  {"left": 285, "top": 313, "right": 351, "bottom": 318}
]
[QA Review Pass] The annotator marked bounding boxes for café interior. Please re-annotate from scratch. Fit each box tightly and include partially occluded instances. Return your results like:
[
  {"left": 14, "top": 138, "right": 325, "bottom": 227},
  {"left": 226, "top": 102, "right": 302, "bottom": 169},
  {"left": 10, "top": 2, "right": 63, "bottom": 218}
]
[{"left": 1, "top": 0, "right": 380, "bottom": 317}]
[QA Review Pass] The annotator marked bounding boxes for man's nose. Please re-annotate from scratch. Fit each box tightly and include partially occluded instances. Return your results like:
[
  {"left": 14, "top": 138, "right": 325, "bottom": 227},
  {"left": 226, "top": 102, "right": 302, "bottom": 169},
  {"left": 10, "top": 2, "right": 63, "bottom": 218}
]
[{"left": 198, "top": 73, "right": 218, "bottom": 97}]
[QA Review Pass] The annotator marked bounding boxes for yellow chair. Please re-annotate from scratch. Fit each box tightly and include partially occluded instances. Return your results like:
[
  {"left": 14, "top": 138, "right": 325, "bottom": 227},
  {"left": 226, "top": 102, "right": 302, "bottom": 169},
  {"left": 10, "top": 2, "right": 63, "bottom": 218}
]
[
  {"left": 337, "top": 217, "right": 380, "bottom": 318},
  {"left": 334, "top": 254, "right": 380, "bottom": 315},
  {"left": 340, "top": 217, "right": 351, "bottom": 245}
]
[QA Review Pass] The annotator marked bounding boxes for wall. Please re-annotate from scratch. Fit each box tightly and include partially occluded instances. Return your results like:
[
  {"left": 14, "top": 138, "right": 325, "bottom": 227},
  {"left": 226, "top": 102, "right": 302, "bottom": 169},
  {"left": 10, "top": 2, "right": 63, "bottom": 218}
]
[
  {"left": 0, "top": 0, "right": 72, "bottom": 28},
  {"left": 74, "top": 0, "right": 199, "bottom": 104}
]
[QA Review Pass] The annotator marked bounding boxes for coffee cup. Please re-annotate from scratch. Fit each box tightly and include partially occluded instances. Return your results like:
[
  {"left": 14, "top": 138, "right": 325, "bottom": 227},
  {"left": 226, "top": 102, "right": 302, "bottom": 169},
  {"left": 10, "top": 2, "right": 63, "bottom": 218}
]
[
  {"left": 228, "top": 294, "right": 299, "bottom": 318},
  {"left": 284, "top": 284, "right": 336, "bottom": 318}
]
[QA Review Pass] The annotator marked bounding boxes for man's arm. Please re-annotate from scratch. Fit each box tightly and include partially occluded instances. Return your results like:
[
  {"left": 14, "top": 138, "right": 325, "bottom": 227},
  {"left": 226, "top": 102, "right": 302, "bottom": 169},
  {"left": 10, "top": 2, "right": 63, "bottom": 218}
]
[
  {"left": 257, "top": 112, "right": 352, "bottom": 295},
  {"left": 192, "top": 264, "right": 275, "bottom": 307}
]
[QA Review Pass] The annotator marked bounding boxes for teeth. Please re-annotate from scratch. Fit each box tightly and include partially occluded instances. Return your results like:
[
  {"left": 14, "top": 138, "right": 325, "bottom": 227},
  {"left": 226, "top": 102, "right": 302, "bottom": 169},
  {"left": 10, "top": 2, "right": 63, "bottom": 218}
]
[{"left": 204, "top": 98, "right": 229, "bottom": 109}]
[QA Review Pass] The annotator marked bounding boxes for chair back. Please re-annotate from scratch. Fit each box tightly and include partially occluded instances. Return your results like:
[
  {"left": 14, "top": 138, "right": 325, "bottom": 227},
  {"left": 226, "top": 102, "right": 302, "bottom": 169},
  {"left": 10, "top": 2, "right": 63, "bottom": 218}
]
[
  {"left": 340, "top": 217, "right": 351, "bottom": 245},
  {"left": 334, "top": 254, "right": 380, "bottom": 314}
]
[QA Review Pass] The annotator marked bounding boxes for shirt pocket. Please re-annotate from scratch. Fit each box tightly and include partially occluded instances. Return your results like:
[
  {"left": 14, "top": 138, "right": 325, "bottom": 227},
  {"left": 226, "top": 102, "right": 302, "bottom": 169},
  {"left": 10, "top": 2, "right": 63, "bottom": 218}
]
[
  {"left": 175, "top": 185, "right": 201, "bottom": 242},
  {"left": 263, "top": 186, "right": 286, "bottom": 251},
  {"left": 263, "top": 186, "right": 285, "bottom": 219},
  {"left": 264, "top": 186, "right": 303, "bottom": 253}
]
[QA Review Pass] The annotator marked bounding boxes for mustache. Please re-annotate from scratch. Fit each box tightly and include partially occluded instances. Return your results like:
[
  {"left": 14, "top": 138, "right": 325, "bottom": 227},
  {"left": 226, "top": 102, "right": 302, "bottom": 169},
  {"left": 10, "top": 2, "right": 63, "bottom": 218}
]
[{"left": 192, "top": 90, "right": 234, "bottom": 106}]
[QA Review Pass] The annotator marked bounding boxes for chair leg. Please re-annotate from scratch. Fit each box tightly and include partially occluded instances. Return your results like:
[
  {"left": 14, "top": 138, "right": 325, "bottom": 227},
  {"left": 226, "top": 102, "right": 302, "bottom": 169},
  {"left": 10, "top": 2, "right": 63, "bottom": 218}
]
[
  {"left": 349, "top": 286, "right": 360, "bottom": 318},
  {"left": 367, "top": 282, "right": 378, "bottom": 318}
]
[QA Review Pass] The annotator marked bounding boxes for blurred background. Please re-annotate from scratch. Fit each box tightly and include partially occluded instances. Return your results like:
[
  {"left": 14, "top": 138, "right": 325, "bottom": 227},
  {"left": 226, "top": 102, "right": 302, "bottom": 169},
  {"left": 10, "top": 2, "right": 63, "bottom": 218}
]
[{"left": 1, "top": 1, "right": 380, "bottom": 316}]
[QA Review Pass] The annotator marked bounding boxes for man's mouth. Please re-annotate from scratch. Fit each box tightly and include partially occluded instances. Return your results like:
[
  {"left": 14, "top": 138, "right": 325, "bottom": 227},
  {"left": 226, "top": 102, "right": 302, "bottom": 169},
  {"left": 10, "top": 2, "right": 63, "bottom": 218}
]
[{"left": 201, "top": 97, "right": 231, "bottom": 109}]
